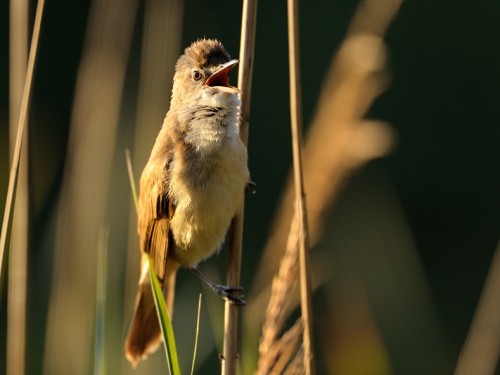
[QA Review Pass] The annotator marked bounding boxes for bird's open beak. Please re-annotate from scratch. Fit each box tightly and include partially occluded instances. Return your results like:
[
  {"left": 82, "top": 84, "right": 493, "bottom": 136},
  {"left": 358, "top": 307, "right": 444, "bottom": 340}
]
[{"left": 205, "top": 59, "right": 240, "bottom": 94}]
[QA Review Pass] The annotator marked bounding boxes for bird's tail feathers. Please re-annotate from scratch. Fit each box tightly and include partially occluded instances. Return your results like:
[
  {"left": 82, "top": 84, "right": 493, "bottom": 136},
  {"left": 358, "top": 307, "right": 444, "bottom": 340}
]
[{"left": 124, "top": 258, "right": 177, "bottom": 367}]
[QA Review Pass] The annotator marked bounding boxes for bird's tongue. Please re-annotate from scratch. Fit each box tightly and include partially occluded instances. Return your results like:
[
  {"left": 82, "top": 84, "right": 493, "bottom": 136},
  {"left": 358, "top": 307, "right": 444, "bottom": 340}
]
[
  {"left": 205, "top": 71, "right": 229, "bottom": 87},
  {"left": 205, "top": 59, "right": 239, "bottom": 89}
]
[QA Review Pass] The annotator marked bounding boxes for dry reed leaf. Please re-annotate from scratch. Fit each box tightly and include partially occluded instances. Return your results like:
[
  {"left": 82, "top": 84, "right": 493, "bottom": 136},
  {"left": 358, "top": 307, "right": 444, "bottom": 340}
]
[
  {"left": 252, "top": 0, "right": 402, "bottom": 371},
  {"left": 256, "top": 318, "right": 303, "bottom": 375},
  {"left": 256, "top": 217, "right": 301, "bottom": 369},
  {"left": 250, "top": 35, "right": 393, "bottom": 299},
  {"left": 251, "top": 35, "right": 395, "bottom": 367},
  {"left": 283, "top": 347, "right": 304, "bottom": 375}
]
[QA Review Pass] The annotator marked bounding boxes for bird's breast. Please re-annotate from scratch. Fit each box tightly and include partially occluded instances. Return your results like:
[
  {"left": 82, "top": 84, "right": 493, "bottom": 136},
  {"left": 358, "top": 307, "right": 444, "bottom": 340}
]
[{"left": 168, "top": 136, "right": 248, "bottom": 267}]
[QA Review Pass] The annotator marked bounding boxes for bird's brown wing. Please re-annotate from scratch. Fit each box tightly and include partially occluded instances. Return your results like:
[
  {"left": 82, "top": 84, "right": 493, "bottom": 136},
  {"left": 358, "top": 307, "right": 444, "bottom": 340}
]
[
  {"left": 125, "top": 151, "right": 179, "bottom": 366},
  {"left": 137, "top": 157, "right": 175, "bottom": 282}
]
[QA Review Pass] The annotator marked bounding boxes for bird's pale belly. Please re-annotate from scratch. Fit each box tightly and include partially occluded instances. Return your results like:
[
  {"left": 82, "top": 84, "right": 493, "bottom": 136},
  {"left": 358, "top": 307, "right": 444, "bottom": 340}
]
[{"left": 168, "top": 145, "right": 248, "bottom": 267}]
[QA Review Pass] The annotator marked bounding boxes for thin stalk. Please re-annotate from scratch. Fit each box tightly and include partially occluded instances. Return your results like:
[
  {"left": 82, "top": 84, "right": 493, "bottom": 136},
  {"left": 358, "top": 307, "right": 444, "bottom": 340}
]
[
  {"left": 286, "top": 0, "right": 315, "bottom": 374},
  {"left": 7, "top": 0, "right": 29, "bottom": 374},
  {"left": 222, "top": 0, "right": 258, "bottom": 374},
  {"left": 235, "top": 0, "right": 257, "bottom": 145},
  {"left": 125, "top": 149, "right": 138, "bottom": 211},
  {"left": 249, "top": 0, "right": 401, "bottom": 345},
  {"left": 191, "top": 294, "right": 203, "bottom": 375},
  {"left": 148, "top": 256, "right": 181, "bottom": 375},
  {"left": 94, "top": 225, "right": 109, "bottom": 375},
  {"left": 0, "top": 0, "right": 45, "bottom": 281}
]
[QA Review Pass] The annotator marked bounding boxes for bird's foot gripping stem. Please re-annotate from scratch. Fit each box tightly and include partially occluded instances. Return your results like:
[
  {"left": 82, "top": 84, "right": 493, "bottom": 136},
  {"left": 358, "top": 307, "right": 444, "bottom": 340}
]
[
  {"left": 190, "top": 267, "right": 246, "bottom": 306},
  {"left": 212, "top": 284, "right": 245, "bottom": 306},
  {"left": 246, "top": 181, "right": 258, "bottom": 194}
]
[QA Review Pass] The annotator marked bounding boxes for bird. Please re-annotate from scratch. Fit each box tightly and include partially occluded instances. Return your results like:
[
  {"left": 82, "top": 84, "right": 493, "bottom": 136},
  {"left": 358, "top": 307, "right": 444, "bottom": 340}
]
[{"left": 124, "top": 39, "right": 250, "bottom": 367}]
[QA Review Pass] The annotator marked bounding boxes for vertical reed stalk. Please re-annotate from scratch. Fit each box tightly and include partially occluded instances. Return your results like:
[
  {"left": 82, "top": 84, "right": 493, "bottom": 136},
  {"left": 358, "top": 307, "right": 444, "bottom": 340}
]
[
  {"left": 191, "top": 294, "right": 203, "bottom": 375},
  {"left": 222, "top": 0, "right": 258, "bottom": 373},
  {"left": 0, "top": 0, "right": 44, "bottom": 280},
  {"left": 125, "top": 149, "right": 138, "bottom": 211},
  {"left": 7, "top": 0, "right": 29, "bottom": 374},
  {"left": 250, "top": 0, "right": 400, "bottom": 352},
  {"left": 286, "top": 0, "right": 315, "bottom": 373}
]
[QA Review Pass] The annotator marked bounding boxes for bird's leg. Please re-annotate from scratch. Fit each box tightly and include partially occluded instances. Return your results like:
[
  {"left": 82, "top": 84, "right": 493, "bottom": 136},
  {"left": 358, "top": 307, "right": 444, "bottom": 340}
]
[{"left": 189, "top": 267, "right": 245, "bottom": 306}]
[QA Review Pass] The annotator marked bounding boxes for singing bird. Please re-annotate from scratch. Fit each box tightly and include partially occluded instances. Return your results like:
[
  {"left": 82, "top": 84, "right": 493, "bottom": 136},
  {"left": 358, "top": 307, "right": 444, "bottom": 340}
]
[{"left": 125, "top": 39, "right": 250, "bottom": 366}]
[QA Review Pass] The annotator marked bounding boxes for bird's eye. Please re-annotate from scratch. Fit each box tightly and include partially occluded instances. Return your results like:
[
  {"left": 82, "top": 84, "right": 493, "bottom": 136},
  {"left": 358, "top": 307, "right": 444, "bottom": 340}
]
[{"left": 192, "top": 70, "right": 202, "bottom": 81}]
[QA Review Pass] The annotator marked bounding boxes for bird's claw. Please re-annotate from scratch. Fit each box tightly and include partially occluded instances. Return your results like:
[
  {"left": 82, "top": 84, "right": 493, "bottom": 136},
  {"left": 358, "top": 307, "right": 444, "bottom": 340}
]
[
  {"left": 246, "top": 181, "right": 258, "bottom": 194},
  {"left": 213, "top": 284, "right": 246, "bottom": 306}
]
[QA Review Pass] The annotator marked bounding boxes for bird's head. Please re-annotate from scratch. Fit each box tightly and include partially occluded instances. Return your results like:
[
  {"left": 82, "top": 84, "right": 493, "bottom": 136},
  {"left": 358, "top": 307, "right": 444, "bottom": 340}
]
[{"left": 171, "top": 39, "right": 239, "bottom": 109}]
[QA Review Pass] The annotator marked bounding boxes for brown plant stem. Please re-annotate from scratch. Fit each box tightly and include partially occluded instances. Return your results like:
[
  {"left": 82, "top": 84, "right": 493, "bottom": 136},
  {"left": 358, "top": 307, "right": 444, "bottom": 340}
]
[
  {"left": 286, "top": 0, "right": 315, "bottom": 373},
  {"left": 7, "top": 0, "right": 29, "bottom": 374},
  {"left": 222, "top": 0, "right": 258, "bottom": 374},
  {"left": 255, "top": 217, "right": 301, "bottom": 374},
  {"left": 253, "top": 0, "right": 401, "bottom": 372},
  {"left": 0, "top": 0, "right": 44, "bottom": 281},
  {"left": 249, "top": 0, "right": 400, "bottom": 337},
  {"left": 267, "top": 319, "right": 303, "bottom": 375}
]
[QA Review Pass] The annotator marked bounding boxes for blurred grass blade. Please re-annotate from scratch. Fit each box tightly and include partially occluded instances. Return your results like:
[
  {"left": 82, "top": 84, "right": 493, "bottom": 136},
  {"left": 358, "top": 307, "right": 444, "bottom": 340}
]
[
  {"left": 125, "top": 149, "right": 138, "bottom": 211},
  {"left": 94, "top": 225, "right": 109, "bottom": 375},
  {"left": 0, "top": 0, "right": 45, "bottom": 281},
  {"left": 190, "top": 294, "right": 203, "bottom": 375},
  {"left": 147, "top": 255, "right": 181, "bottom": 375}
]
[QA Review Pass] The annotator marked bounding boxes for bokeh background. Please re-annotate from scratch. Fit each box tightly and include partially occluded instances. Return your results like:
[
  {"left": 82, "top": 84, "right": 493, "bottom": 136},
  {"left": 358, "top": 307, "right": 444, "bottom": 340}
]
[{"left": 1, "top": 0, "right": 499, "bottom": 374}]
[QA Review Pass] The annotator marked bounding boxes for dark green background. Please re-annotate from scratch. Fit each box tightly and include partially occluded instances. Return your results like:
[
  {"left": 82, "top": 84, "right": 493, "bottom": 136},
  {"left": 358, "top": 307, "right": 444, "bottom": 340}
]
[{"left": 1, "top": 0, "right": 499, "bottom": 374}]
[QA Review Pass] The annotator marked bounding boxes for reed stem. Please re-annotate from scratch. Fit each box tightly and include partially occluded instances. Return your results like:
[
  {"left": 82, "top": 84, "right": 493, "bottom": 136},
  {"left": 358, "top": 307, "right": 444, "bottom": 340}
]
[
  {"left": 7, "top": 0, "right": 29, "bottom": 373},
  {"left": 0, "top": 0, "right": 45, "bottom": 283},
  {"left": 222, "top": 0, "right": 258, "bottom": 373},
  {"left": 286, "top": 0, "right": 315, "bottom": 373}
]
